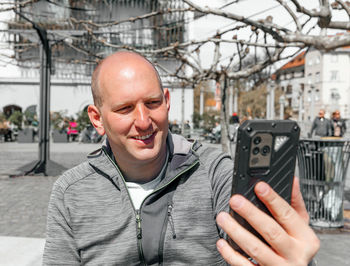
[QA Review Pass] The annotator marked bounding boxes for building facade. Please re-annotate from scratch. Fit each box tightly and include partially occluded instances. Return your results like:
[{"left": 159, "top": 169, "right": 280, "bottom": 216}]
[
  {"left": 0, "top": 0, "right": 193, "bottom": 124},
  {"left": 275, "top": 47, "right": 350, "bottom": 121},
  {"left": 305, "top": 48, "right": 350, "bottom": 120}
]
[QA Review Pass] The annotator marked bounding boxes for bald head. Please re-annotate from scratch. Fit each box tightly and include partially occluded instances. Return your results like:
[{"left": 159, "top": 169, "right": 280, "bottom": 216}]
[{"left": 91, "top": 51, "right": 162, "bottom": 107}]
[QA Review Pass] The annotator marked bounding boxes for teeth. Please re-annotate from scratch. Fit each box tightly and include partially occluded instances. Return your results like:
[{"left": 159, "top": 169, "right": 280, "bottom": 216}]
[{"left": 134, "top": 133, "right": 152, "bottom": 140}]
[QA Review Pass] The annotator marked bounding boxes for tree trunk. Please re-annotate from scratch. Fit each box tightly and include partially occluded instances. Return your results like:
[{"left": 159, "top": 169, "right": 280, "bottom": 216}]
[{"left": 220, "top": 76, "right": 233, "bottom": 156}]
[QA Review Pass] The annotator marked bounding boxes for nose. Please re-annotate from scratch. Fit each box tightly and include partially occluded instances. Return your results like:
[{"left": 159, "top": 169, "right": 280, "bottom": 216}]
[{"left": 134, "top": 104, "right": 152, "bottom": 130}]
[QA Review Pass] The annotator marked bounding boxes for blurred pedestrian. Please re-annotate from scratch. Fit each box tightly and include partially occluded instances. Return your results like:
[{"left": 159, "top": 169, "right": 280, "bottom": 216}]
[
  {"left": 331, "top": 110, "right": 347, "bottom": 137},
  {"left": 310, "top": 109, "right": 332, "bottom": 137},
  {"left": 67, "top": 118, "right": 79, "bottom": 141},
  {"left": 229, "top": 112, "right": 239, "bottom": 124},
  {"left": 183, "top": 120, "right": 191, "bottom": 138}
]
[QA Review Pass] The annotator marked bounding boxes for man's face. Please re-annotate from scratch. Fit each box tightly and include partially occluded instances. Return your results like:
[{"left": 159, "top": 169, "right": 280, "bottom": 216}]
[
  {"left": 318, "top": 110, "right": 325, "bottom": 118},
  {"left": 334, "top": 111, "right": 340, "bottom": 120},
  {"left": 92, "top": 55, "right": 170, "bottom": 166}
]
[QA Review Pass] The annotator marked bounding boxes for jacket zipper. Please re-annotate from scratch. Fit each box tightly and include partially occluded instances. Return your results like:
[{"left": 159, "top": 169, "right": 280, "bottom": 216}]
[
  {"left": 136, "top": 210, "right": 142, "bottom": 239},
  {"left": 167, "top": 204, "right": 176, "bottom": 239},
  {"left": 102, "top": 148, "right": 146, "bottom": 265},
  {"left": 102, "top": 147, "right": 199, "bottom": 264}
]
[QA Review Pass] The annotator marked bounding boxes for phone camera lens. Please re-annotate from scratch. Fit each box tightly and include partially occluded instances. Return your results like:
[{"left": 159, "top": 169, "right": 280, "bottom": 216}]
[
  {"left": 261, "top": 145, "right": 270, "bottom": 155},
  {"left": 253, "top": 136, "right": 261, "bottom": 145},
  {"left": 253, "top": 147, "right": 260, "bottom": 155}
]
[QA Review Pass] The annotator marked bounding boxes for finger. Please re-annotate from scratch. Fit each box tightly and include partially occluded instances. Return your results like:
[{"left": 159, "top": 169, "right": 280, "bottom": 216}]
[
  {"left": 216, "top": 238, "right": 254, "bottom": 266},
  {"left": 291, "top": 177, "right": 309, "bottom": 224},
  {"left": 254, "top": 182, "right": 314, "bottom": 240},
  {"left": 217, "top": 209, "right": 283, "bottom": 266},
  {"left": 229, "top": 194, "right": 293, "bottom": 260}
]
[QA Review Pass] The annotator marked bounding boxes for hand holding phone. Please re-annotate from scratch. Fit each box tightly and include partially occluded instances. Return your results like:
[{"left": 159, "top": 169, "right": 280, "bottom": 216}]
[{"left": 228, "top": 120, "right": 300, "bottom": 256}]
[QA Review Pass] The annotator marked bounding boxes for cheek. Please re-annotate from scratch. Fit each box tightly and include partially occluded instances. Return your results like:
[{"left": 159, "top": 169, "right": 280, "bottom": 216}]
[
  {"left": 153, "top": 107, "right": 169, "bottom": 128},
  {"left": 105, "top": 114, "right": 131, "bottom": 136}
]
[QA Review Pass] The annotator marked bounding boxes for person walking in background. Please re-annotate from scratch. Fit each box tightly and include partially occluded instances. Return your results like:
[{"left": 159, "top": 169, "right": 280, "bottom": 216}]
[
  {"left": 310, "top": 109, "right": 332, "bottom": 137},
  {"left": 229, "top": 112, "right": 240, "bottom": 124},
  {"left": 67, "top": 118, "right": 79, "bottom": 141},
  {"left": 331, "top": 110, "right": 347, "bottom": 137}
]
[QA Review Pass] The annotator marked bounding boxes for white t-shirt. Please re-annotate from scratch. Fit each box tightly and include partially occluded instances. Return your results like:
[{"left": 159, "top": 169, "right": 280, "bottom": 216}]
[{"left": 125, "top": 151, "right": 169, "bottom": 210}]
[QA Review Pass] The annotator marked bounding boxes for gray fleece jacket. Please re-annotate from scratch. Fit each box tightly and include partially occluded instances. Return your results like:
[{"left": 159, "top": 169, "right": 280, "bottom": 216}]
[{"left": 43, "top": 133, "right": 233, "bottom": 265}]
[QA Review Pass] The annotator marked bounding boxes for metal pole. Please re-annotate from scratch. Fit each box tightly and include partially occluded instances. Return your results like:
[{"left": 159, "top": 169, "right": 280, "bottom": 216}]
[
  {"left": 233, "top": 87, "right": 238, "bottom": 113},
  {"left": 181, "top": 86, "right": 185, "bottom": 134},
  {"left": 199, "top": 88, "right": 204, "bottom": 116},
  {"left": 229, "top": 87, "right": 233, "bottom": 116},
  {"left": 38, "top": 42, "right": 50, "bottom": 164},
  {"left": 270, "top": 83, "right": 275, "bottom": 120},
  {"left": 310, "top": 85, "right": 315, "bottom": 121},
  {"left": 12, "top": 10, "right": 66, "bottom": 177},
  {"left": 298, "top": 87, "right": 303, "bottom": 122},
  {"left": 266, "top": 86, "right": 270, "bottom": 119},
  {"left": 279, "top": 95, "right": 285, "bottom": 120}
]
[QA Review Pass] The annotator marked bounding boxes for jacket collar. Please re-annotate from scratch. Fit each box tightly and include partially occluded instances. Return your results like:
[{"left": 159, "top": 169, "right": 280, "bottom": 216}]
[{"left": 87, "top": 132, "right": 201, "bottom": 188}]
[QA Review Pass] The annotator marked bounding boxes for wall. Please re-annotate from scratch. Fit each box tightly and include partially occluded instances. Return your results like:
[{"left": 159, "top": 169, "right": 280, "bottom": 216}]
[
  {"left": 322, "top": 52, "right": 350, "bottom": 118},
  {"left": 0, "top": 78, "right": 92, "bottom": 118},
  {"left": 0, "top": 77, "right": 194, "bottom": 125},
  {"left": 168, "top": 87, "right": 194, "bottom": 124}
]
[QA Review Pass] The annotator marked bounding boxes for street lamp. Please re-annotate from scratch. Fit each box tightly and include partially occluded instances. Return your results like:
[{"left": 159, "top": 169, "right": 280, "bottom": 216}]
[{"left": 12, "top": 11, "right": 66, "bottom": 176}]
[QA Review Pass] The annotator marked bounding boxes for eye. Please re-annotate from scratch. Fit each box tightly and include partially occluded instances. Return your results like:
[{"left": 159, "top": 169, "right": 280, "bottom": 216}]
[
  {"left": 116, "top": 105, "right": 132, "bottom": 114},
  {"left": 147, "top": 99, "right": 162, "bottom": 108}
]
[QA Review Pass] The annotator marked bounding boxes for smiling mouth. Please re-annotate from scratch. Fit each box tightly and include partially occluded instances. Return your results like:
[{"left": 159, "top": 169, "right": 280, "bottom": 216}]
[{"left": 132, "top": 132, "right": 154, "bottom": 140}]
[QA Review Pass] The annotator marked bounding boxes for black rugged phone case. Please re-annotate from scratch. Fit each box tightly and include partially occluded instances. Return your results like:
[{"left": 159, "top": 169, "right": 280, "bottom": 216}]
[{"left": 229, "top": 120, "right": 300, "bottom": 256}]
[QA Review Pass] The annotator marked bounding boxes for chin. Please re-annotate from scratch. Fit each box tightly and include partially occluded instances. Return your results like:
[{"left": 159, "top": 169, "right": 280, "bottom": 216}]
[{"left": 133, "top": 146, "right": 163, "bottom": 162}]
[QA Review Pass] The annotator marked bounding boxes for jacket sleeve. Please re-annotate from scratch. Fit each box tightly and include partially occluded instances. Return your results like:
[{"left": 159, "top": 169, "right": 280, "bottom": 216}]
[
  {"left": 207, "top": 151, "right": 233, "bottom": 216},
  {"left": 43, "top": 180, "right": 81, "bottom": 265}
]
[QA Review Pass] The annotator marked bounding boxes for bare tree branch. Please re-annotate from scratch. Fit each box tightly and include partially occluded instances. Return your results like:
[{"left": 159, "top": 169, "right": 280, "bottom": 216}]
[{"left": 275, "top": 0, "right": 302, "bottom": 31}]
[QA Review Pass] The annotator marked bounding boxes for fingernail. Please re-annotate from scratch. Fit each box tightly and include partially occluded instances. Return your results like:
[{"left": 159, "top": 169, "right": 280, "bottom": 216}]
[
  {"left": 255, "top": 182, "right": 269, "bottom": 196},
  {"left": 216, "top": 240, "right": 225, "bottom": 250},
  {"left": 231, "top": 195, "right": 244, "bottom": 209}
]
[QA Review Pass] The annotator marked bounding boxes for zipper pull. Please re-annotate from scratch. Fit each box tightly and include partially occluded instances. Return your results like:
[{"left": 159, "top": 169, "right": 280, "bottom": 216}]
[
  {"left": 168, "top": 204, "right": 176, "bottom": 239},
  {"left": 136, "top": 211, "right": 142, "bottom": 239}
]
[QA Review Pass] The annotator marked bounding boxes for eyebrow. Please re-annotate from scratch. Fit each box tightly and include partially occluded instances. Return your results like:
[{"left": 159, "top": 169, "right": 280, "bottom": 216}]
[{"left": 111, "top": 94, "right": 163, "bottom": 108}]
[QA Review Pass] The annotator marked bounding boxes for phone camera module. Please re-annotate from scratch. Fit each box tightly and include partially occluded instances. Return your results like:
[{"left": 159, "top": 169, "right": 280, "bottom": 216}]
[
  {"left": 252, "top": 147, "right": 260, "bottom": 155},
  {"left": 253, "top": 136, "right": 261, "bottom": 145},
  {"left": 261, "top": 145, "right": 270, "bottom": 156}
]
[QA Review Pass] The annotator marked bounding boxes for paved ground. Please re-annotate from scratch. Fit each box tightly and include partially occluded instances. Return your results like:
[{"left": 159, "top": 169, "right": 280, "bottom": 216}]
[{"left": 0, "top": 141, "right": 350, "bottom": 265}]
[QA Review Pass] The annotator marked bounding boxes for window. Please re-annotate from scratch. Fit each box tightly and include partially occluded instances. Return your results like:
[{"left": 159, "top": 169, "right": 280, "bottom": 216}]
[
  {"left": 330, "top": 71, "right": 338, "bottom": 81},
  {"left": 315, "top": 72, "right": 320, "bottom": 83},
  {"left": 315, "top": 89, "right": 320, "bottom": 101},
  {"left": 307, "top": 73, "right": 312, "bottom": 85},
  {"left": 307, "top": 90, "right": 312, "bottom": 102},
  {"left": 330, "top": 88, "right": 340, "bottom": 104}
]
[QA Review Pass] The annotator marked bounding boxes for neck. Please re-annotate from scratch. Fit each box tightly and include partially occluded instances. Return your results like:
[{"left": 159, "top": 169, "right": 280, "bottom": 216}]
[{"left": 114, "top": 145, "right": 167, "bottom": 184}]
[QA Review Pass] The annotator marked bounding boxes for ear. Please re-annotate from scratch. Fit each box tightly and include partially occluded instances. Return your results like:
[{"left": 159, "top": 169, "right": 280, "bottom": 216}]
[
  {"left": 163, "top": 87, "right": 170, "bottom": 112},
  {"left": 87, "top": 104, "right": 105, "bottom": 136}
]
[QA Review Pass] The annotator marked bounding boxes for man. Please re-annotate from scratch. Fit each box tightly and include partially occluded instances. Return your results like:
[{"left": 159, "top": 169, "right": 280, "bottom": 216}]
[
  {"left": 310, "top": 109, "right": 332, "bottom": 137},
  {"left": 43, "top": 51, "right": 319, "bottom": 265},
  {"left": 331, "top": 110, "right": 347, "bottom": 137}
]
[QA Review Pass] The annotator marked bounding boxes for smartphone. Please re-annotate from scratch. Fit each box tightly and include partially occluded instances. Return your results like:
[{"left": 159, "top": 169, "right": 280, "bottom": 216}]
[{"left": 228, "top": 120, "right": 300, "bottom": 257}]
